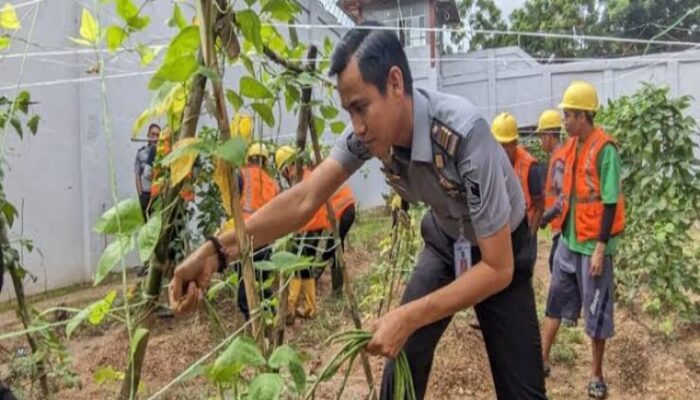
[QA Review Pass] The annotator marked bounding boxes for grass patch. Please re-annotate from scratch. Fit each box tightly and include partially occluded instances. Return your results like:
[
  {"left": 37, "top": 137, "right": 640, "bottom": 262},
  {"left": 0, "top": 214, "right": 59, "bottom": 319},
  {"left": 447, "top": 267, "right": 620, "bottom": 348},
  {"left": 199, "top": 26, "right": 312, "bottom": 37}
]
[
  {"left": 551, "top": 326, "right": 584, "bottom": 365},
  {"left": 349, "top": 207, "right": 391, "bottom": 253}
]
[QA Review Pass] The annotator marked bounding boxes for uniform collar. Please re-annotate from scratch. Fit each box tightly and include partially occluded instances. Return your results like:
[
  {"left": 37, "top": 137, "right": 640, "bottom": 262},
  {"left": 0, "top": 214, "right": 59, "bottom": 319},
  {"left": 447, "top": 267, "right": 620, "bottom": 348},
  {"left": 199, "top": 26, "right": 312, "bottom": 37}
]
[{"left": 408, "top": 88, "right": 433, "bottom": 163}]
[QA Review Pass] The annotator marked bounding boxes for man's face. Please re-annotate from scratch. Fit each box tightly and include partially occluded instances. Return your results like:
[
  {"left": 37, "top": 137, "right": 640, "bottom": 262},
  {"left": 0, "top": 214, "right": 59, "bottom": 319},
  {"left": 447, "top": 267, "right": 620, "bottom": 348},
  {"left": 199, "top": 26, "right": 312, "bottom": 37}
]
[
  {"left": 147, "top": 127, "right": 160, "bottom": 144},
  {"left": 563, "top": 110, "right": 584, "bottom": 137},
  {"left": 501, "top": 141, "right": 518, "bottom": 164},
  {"left": 337, "top": 58, "right": 405, "bottom": 159},
  {"left": 539, "top": 133, "right": 555, "bottom": 153}
]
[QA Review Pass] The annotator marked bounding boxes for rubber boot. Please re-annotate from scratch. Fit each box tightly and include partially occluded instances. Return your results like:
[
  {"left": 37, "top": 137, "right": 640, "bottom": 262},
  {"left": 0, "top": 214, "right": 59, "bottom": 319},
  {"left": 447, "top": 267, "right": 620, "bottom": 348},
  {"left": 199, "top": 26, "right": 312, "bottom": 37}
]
[
  {"left": 299, "top": 278, "right": 317, "bottom": 318},
  {"left": 287, "top": 277, "right": 302, "bottom": 325}
]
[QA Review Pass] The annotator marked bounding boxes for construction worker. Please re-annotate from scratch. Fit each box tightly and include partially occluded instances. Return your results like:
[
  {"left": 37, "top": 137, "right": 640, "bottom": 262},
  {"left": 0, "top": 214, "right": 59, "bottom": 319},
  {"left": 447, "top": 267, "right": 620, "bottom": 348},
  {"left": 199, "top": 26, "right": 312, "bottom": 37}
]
[
  {"left": 234, "top": 142, "right": 279, "bottom": 320},
  {"left": 134, "top": 123, "right": 160, "bottom": 218},
  {"left": 275, "top": 146, "right": 357, "bottom": 322},
  {"left": 171, "top": 22, "right": 546, "bottom": 399},
  {"left": 492, "top": 112, "right": 544, "bottom": 239},
  {"left": 536, "top": 109, "right": 569, "bottom": 272},
  {"left": 541, "top": 81, "right": 625, "bottom": 399}
]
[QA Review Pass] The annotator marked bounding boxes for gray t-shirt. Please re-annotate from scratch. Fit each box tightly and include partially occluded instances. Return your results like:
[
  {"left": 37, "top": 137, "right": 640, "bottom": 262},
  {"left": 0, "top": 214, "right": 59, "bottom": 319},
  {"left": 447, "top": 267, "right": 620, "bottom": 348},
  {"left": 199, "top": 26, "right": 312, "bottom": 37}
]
[
  {"left": 135, "top": 145, "right": 154, "bottom": 193},
  {"left": 330, "top": 87, "right": 525, "bottom": 243}
]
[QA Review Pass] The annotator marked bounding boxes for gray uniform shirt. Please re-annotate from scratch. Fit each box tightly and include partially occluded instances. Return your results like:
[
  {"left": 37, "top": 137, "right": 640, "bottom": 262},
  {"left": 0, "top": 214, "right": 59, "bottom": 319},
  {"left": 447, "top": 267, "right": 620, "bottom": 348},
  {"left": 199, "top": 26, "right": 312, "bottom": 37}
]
[
  {"left": 135, "top": 145, "right": 154, "bottom": 193},
  {"left": 330, "top": 87, "right": 525, "bottom": 243}
]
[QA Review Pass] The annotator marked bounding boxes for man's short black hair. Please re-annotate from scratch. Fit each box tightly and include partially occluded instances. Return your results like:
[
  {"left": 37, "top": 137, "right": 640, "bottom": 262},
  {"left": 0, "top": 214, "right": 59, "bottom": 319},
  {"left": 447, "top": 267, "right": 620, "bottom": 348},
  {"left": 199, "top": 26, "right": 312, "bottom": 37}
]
[
  {"left": 147, "top": 123, "right": 161, "bottom": 133},
  {"left": 329, "top": 21, "right": 413, "bottom": 96},
  {"left": 571, "top": 110, "right": 595, "bottom": 126}
]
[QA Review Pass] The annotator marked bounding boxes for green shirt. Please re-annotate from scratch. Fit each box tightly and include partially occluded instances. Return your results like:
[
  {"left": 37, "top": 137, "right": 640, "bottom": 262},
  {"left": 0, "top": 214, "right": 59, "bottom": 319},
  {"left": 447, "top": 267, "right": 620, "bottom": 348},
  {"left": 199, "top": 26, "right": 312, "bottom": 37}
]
[{"left": 562, "top": 142, "right": 622, "bottom": 256}]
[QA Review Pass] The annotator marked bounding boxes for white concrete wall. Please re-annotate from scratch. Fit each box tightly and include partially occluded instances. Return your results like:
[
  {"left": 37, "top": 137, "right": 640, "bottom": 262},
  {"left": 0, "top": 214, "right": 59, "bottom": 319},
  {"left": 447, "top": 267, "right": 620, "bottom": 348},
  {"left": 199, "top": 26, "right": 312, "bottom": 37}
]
[{"left": 0, "top": 0, "right": 385, "bottom": 299}]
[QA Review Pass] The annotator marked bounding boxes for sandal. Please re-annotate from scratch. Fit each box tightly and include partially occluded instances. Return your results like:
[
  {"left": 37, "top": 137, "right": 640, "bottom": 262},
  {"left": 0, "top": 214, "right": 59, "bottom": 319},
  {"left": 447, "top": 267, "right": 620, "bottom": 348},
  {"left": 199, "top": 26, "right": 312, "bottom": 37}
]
[{"left": 587, "top": 380, "right": 608, "bottom": 399}]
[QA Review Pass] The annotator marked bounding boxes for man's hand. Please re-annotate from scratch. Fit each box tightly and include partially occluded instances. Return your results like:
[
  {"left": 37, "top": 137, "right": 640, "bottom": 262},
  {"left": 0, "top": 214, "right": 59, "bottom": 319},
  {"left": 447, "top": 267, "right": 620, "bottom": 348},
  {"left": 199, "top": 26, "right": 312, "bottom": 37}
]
[
  {"left": 590, "top": 242, "right": 606, "bottom": 277},
  {"left": 168, "top": 245, "right": 220, "bottom": 314},
  {"left": 366, "top": 306, "right": 416, "bottom": 359}
]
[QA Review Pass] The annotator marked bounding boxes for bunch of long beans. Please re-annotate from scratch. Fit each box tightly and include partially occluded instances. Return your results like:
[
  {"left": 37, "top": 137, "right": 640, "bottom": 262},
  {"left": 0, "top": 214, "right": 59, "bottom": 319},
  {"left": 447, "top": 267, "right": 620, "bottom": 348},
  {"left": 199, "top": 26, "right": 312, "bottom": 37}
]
[{"left": 305, "top": 330, "right": 416, "bottom": 400}]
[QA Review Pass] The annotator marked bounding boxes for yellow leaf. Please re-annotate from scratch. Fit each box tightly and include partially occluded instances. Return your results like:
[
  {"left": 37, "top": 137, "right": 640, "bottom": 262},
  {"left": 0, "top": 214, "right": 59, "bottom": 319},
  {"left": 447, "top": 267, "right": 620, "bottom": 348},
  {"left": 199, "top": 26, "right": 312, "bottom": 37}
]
[
  {"left": 79, "top": 8, "right": 99, "bottom": 44},
  {"left": 170, "top": 137, "right": 198, "bottom": 185},
  {"left": 0, "top": 4, "right": 20, "bottom": 30},
  {"left": 213, "top": 157, "right": 232, "bottom": 217},
  {"left": 169, "top": 85, "right": 186, "bottom": 116},
  {"left": 132, "top": 108, "right": 153, "bottom": 136}
]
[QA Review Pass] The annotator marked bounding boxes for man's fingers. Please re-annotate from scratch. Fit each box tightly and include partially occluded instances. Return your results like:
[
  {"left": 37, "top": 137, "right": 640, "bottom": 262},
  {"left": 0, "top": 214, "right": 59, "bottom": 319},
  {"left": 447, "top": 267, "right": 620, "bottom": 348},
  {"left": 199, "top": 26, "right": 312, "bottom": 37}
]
[
  {"left": 169, "top": 276, "right": 183, "bottom": 312},
  {"left": 176, "top": 281, "right": 200, "bottom": 314}
]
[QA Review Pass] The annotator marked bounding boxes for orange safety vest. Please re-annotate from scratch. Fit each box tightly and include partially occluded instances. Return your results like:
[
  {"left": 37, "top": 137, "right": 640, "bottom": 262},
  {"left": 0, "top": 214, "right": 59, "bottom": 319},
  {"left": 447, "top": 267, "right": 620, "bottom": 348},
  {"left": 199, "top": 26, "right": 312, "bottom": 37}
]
[
  {"left": 240, "top": 165, "right": 279, "bottom": 220},
  {"left": 544, "top": 141, "right": 573, "bottom": 233},
  {"left": 514, "top": 145, "right": 538, "bottom": 223},
  {"left": 330, "top": 184, "right": 355, "bottom": 220},
  {"left": 561, "top": 128, "right": 625, "bottom": 242},
  {"left": 299, "top": 168, "right": 330, "bottom": 232}
]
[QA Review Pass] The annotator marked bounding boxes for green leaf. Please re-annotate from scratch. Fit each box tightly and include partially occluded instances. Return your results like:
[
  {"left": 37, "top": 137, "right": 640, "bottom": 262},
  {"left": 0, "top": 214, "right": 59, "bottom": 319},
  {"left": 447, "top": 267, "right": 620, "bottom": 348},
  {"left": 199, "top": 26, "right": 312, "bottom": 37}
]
[
  {"left": 88, "top": 290, "right": 117, "bottom": 324},
  {"left": 320, "top": 104, "right": 339, "bottom": 119},
  {"left": 262, "top": 0, "right": 296, "bottom": 22},
  {"left": 251, "top": 103, "right": 275, "bottom": 127},
  {"left": 94, "top": 236, "right": 134, "bottom": 285},
  {"left": 197, "top": 66, "right": 220, "bottom": 83},
  {"left": 330, "top": 121, "right": 346, "bottom": 134},
  {"left": 0, "top": 36, "right": 10, "bottom": 50},
  {"left": 1, "top": 3, "right": 21, "bottom": 30},
  {"left": 69, "top": 37, "right": 94, "bottom": 47},
  {"left": 247, "top": 373, "right": 283, "bottom": 400},
  {"left": 225, "top": 89, "right": 243, "bottom": 111},
  {"left": 240, "top": 76, "right": 273, "bottom": 99},
  {"left": 1, "top": 202, "right": 17, "bottom": 228},
  {"left": 268, "top": 345, "right": 305, "bottom": 393},
  {"left": 323, "top": 35, "right": 333, "bottom": 57},
  {"left": 296, "top": 72, "right": 316, "bottom": 87},
  {"left": 210, "top": 336, "right": 266, "bottom": 382},
  {"left": 214, "top": 137, "right": 248, "bottom": 167},
  {"left": 66, "top": 290, "right": 117, "bottom": 338},
  {"left": 284, "top": 84, "right": 300, "bottom": 111},
  {"left": 160, "top": 140, "right": 211, "bottom": 166},
  {"left": 257, "top": 251, "right": 321, "bottom": 273},
  {"left": 129, "top": 328, "right": 149, "bottom": 362},
  {"left": 15, "top": 91, "right": 30, "bottom": 114},
  {"left": 94, "top": 366, "right": 125, "bottom": 385},
  {"left": 313, "top": 116, "right": 325, "bottom": 135},
  {"left": 149, "top": 55, "right": 198, "bottom": 89},
  {"left": 236, "top": 9, "right": 262, "bottom": 52},
  {"left": 239, "top": 54, "right": 255, "bottom": 76},
  {"left": 10, "top": 117, "right": 22, "bottom": 139},
  {"left": 163, "top": 26, "right": 200, "bottom": 62},
  {"left": 105, "top": 25, "right": 127, "bottom": 52},
  {"left": 137, "top": 214, "right": 162, "bottom": 262},
  {"left": 94, "top": 198, "right": 145, "bottom": 235},
  {"left": 167, "top": 4, "right": 188, "bottom": 30},
  {"left": 116, "top": 0, "right": 150, "bottom": 30},
  {"left": 79, "top": 8, "right": 99, "bottom": 44},
  {"left": 136, "top": 43, "right": 155, "bottom": 65}
]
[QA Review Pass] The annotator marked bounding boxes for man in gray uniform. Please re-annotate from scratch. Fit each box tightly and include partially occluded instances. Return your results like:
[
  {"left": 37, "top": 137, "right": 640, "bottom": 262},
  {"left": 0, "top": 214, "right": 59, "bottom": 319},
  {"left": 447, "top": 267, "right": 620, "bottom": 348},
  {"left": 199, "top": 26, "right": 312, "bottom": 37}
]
[{"left": 168, "top": 22, "right": 546, "bottom": 399}]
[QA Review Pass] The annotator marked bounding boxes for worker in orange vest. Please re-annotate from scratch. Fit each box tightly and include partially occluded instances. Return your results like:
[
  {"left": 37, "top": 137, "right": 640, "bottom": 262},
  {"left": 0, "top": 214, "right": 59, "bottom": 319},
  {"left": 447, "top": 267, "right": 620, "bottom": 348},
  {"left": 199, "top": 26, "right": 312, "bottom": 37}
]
[
  {"left": 275, "top": 146, "right": 357, "bottom": 322},
  {"left": 542, "top": 81, "right": 625, "bottom": 400},
  {"left": 492, "top": 112, "right": 544, "bottom": 239},
  {"left": 235, "top": 142, "right": 279, "bottom": 320},
  {"left": 535, "top": 109, "right": 570, "bottom": 272}
]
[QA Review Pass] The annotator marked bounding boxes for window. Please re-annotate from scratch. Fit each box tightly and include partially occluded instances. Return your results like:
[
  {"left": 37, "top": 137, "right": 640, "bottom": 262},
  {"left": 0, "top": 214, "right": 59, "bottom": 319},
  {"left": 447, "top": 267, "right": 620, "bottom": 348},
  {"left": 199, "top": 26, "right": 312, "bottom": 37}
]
[{"left": 383, "top": 9, "right": 426, "bottom": 47}]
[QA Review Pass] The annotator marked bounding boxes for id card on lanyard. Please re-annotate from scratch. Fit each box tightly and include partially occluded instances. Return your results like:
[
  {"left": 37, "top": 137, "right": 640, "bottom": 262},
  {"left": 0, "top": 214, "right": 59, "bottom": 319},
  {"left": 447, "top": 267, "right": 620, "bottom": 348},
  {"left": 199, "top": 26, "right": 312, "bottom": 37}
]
[{"left": 453, "top": 219, "right": 472, "bottom": 278}]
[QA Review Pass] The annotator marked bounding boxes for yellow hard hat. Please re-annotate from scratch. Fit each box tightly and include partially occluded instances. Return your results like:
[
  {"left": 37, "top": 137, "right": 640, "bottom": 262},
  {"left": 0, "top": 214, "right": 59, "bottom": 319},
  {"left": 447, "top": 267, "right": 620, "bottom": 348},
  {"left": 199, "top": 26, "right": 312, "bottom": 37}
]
[
  {"left": 275, "top": 145, "right": 296, "bottom": 170},
  {"left": 246, "top": 142, "right": 268, "bottom": 160},
  {"left": 536, "top": 109, "right": 562, "bottom": 133},
  {"left": 491, "top": 112, "right": 519, "bottom": 143},
  {"left": 559, "top": 80, "right": 599, "bottom": 111},
  {"left": 231, "top": 113, "right": 253, "bottom": 143}
]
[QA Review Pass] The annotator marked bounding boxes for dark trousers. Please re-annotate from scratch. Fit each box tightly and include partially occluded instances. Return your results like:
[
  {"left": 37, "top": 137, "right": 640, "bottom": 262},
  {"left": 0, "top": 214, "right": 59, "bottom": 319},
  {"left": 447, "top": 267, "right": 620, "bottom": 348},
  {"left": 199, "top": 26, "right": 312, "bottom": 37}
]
[
  {"left": 236, "top": 247, "right": 273, "bottom": 320},
  {"left": 548, "top": 234, "right": 560, "bottom": 273},
  {"left": 139, "top": 192, "right": 151, "bottom": 220},
  {"left": 294, "top": 205, "right": 356, "bottom": 290},
  {"left": 380, "top": 212, "right": 546, "bottom": 400}
]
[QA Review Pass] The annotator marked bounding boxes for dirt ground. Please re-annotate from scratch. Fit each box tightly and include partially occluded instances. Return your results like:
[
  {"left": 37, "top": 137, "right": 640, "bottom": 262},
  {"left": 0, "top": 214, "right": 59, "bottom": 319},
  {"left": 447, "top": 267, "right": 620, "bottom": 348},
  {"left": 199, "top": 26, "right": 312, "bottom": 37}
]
[{"left": 1, "top": 215, "right": 698, "bottom": 399}]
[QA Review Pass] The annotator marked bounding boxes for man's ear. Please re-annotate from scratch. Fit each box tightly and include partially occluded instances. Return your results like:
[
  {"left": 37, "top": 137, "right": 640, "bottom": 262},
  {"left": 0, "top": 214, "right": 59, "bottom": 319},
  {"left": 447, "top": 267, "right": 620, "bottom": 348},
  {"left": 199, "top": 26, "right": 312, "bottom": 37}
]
[{"left": 387, "top": 66, "right": 405, "bottom": 97}]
